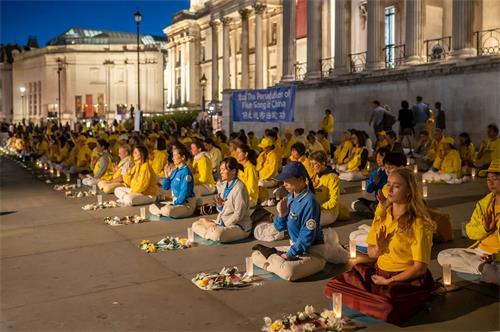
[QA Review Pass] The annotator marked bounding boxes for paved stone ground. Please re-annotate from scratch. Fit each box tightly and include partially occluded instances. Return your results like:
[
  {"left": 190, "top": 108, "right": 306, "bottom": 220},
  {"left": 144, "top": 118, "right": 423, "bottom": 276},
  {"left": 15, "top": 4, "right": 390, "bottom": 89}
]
[{"left": 1, "top": 156, "right": 499, "bottom": 331}]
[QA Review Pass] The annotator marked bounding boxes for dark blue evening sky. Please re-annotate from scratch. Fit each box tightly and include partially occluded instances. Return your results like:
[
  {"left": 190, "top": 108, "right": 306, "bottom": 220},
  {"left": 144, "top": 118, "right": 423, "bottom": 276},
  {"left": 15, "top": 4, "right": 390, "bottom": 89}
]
[{"left": 0, "top": 0, "right": 190, "bottom": 46}]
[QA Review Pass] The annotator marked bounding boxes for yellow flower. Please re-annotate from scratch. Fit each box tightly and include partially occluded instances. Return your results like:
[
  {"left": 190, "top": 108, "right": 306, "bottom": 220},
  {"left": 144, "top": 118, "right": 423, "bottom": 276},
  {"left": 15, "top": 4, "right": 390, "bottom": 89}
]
[
  {"left": 140, "top": 240, "right": 150, "bottom": 246},
  {"left": 178, "top": 238, "right": 189, "bottom": 246},
  {"left": 270, "top": 320, "right": 284, "bottom": 332},
  {"left": 147, "top": 244, "right": 157, "bottom": 253},
  {"left": 196, "top": 278, "right": 209, "bottom": 287}
]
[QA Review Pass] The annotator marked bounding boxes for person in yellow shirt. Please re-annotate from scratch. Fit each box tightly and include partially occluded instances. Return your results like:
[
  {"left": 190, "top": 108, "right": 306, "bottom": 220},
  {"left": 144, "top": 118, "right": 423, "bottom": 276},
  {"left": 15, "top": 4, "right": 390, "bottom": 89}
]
[
  {"left": 306, "top": 133, "right": 325, "bottom": 155},
  {"left": 98, "top": 145, "right": 133, "bottom": 193},
  {"left": 423, "top": 137, "right": 462, "bottom": 184},
  {"left": 333, "top": 130, "right": 353, "bottom": 166},
  {"left": 321, "top": 109, "right": 334, "bottom": 143},
  {"left": 420, "top": 128, "right": 453, "bottom": 171},
  {"left": 476, "top": 124, "right": 500, "bottom": 171},
  {"left": 458, "top": 132, "right": 476, "bottom": 176},
  {"left": 70, "top": 136, "right": 92, "bottom": 173},
  {"left": 236, "top": 144, "right": 259, "bottom": 207},
  {"left": 316, "top": 130, "right": 331, "bottom": 157},
  {"left": 228, "top": 140, "right": 239, "bottom": 159},
  {"left": 375, "top": 131, "right": 390, "bottom": 151},
  {"left": 309, "top": 150, "right": 342, "bottom": 226},
  {"left": 191, "top": 140, "right": 216, "bottom": 196},
  {"left": 148, "top": 137, "right": 169, "bottom": 178},
  {"left": 114, "top": 145, "right": 158, "bottom": 206},
  {"left": 282, "top": 129, "right": 296, "bottom": 160},
  {"left": 325, "top": 168, "right": 436, "bottom": 324},
  {"left": 289, "top": 142, "right": 314, "bottom": 178},
  {"left": 248, "top": 131, "right": 260, "bottom": 151},
  {"left": 256, "top": 137, "right": 280, "bottom": 187},
  {"left": 82, "top": 139, "right": 114, "bottom": 187},
  {"left": 204, "top": 138, "right": 223, "bottom": 173},
  {"left": 437, "top": 159, "right": 500, "bottom": 275},
  {"left": 336, "top": 130, "right": 369, "bottom": 181}
]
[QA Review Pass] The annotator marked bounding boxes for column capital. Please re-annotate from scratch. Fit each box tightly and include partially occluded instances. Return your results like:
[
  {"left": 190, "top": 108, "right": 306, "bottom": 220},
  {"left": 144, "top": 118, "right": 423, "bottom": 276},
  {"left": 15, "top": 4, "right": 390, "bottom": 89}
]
[
  {"left": 209, "top": 20, "right": 220, "bottom": 28},
  {"left": 253, "top": 3, "right": 266, "bottom": 15},
  {"left": 239, "top": 8, "right": 251, "bottom": 19},
  {"left": 220, "top": 16, "right": 232, "bottom": 26}
]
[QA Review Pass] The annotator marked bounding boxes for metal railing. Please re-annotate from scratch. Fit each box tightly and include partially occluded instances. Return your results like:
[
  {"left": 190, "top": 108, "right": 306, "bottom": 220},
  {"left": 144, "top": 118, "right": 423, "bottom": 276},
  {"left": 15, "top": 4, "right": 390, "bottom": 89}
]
[
  {"left": 348, "top": 51, "right": 367, "bottom": 73},
  {"left": 294, "top": 62, "right": 306, "bottom": 81},
  {"left": 425, "top": 36, "right": 452, "bottom": 62},
  {"left": 475, "top": 27, "right": 500, "bottom": 56},
  {"left": 384, "top": 44, "right": 405, "bottom": 68},
  {"left": 320, "top": 57, "right": 334, "bottom": 78}
]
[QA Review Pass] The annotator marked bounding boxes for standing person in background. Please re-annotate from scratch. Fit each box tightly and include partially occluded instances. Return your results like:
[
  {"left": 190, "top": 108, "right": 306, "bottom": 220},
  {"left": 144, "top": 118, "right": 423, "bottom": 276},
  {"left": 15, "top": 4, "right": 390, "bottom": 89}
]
[
  {"left": 434, "top": 102, "right": 446, "bottom": 131},
  {"left": 369, "top": 101, "right": 386, "bottom": 137},
  {"left": 321, "top": 109, "right": 335, "bottom": 144},
  {"left": 412, "top": 96, "right": 430, "bottom": 140},
  {"left": 398, "top": 100, "right": 415, "bottom": 151}
]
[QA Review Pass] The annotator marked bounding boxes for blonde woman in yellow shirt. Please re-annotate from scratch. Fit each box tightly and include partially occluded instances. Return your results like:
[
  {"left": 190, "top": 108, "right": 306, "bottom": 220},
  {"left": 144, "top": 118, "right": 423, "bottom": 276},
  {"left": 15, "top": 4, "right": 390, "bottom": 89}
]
[
  {"left": 325, "top": 168, "right": 436, "bottom": 324},
  {"left": 190, "top": 140, "right": 216, "bottom": 196},
  {"left": 114, "top": 146, "right": 157, "bottom": 206},
  {"left": 422, "top": 137, "right": 463, "bottom": 184},
  {"left": 236, "top": 144, "right": 259, "bottom": 207}
]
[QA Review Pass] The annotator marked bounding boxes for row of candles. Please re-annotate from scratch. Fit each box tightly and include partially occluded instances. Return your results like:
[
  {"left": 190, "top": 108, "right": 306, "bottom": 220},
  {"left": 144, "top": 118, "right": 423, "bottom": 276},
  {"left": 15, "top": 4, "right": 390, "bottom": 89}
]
[{"left": 35, "top": 160, "right": 72, "bottom": 182}]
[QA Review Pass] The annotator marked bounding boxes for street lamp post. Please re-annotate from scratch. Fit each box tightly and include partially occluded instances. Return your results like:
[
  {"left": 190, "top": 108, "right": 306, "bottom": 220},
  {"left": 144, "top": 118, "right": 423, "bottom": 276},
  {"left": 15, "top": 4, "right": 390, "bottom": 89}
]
[
  {"left": 19, "top": 86, "right": 26, "bottom": 122},
  {"left": 199, "top": 73, "right": 208, "bottom": 129},
  {"left": 56, "top": 58, "right": 64, "bottom": 125},
  {"left": 134, "top": 10, "right": 142, "bottom": 112}
]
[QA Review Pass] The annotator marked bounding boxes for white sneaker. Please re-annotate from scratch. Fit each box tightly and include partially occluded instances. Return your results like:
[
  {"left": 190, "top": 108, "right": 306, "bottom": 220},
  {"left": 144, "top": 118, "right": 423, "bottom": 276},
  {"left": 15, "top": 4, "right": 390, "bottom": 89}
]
[{"left": 149, "top": 203, "right": 163, "bottom": 216}]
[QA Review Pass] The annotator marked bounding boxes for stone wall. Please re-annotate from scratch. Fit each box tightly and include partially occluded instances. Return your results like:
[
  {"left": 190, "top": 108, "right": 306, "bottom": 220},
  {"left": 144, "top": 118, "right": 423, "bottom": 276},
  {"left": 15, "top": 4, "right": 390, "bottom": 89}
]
[{"left": 223, "top": 56, "right": 500, "bottom": 145}]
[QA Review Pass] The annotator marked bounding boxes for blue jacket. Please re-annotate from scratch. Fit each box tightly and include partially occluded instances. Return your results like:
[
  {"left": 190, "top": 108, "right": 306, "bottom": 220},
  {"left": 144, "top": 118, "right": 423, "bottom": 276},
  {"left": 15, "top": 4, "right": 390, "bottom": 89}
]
[
  {"left": 161, "top": 164, "right": 194, "bottom": 205},
  {"left": 365, "top": 167, "right": 387, "bottom": 200},
  {"left": 274, "top": 188, "right": 323, "bottom": 257}
]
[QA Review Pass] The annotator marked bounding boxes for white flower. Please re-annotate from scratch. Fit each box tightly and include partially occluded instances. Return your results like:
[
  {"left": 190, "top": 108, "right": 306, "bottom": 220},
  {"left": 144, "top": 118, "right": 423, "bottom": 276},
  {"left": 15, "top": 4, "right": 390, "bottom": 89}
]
[
  {"left": 264, "top": 317, "right": 272, "bottom": 326},
  {"left": 298, "top": 312, "right": 306, "bottom": 321},
  {"left": 304, "top": 305, "right": 315, "bottom": 318}
]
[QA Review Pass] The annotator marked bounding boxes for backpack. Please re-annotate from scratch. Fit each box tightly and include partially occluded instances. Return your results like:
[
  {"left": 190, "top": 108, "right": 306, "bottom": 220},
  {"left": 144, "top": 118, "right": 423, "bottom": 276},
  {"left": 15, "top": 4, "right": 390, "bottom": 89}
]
[{"left": 382, "top": 112, "right": 396, "bottom": 130}]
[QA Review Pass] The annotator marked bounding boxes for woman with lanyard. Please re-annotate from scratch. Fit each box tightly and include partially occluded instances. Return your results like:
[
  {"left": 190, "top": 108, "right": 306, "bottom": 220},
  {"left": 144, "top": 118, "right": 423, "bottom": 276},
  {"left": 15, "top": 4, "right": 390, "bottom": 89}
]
[
  {"left": 148, "top": 143, "right": 196, "bottom": 218},
  {"left": 192, "top": 157, "right": 252, "bottom": 243},
  {"left": 251, "top": 161, "right": 327, "bottom": 281}
]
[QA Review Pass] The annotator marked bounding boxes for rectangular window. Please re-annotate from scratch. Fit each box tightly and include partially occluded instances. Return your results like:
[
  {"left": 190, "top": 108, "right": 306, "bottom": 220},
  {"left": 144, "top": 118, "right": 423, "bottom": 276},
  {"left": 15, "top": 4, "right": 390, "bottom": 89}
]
[{"left": 385, "top": 6, "right": 396, "bottom": 67}]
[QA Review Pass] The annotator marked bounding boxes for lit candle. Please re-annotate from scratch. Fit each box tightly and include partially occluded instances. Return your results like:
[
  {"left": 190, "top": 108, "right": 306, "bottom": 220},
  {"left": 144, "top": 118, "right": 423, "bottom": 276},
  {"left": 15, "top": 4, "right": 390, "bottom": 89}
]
[
  {"left": 361, "top": 180, "right": 366, "bottom": 191},
  {"left": 187, "top": 227, "right": 195, "bottom": 243},
  {"left": 140, "top": 207, "right": 146, "bottom": 219},
  {"left": 245, "top": 257, "right": 254, "bottom": 277},
  {"left": 66, "top": 173, "right": 71, "bottom": 182},
  {"left": 406, "top": 159, "right": 411, "bottom": 166},
  {"left": 471, "top": 168, "right": 477, "bottom": 179},
  {"left": 422, "top": 184, "right": 428, "bottom": 198},
  {"left": 332, "top": 293, "right": 342, "bottom": 319},
  {"left": 92, "top": 184, "right": 97, "bottom": 195},
  {"left": 443, "top": 263, "right": 452, "bottom": 286},
  {"left": 97, "top": 195, "right": 103, "bottom": 205},
  {"left": 76, "top": 179, "right": 82, "bottom": 188},
  {"left": 349, "top": 239, "right": 357, "bottom": 258},
  {"left": 367, "top": 163, "right": 371, "bottom": 172},
  {"left": 56, "top": 169, "right": 61, "bottom": 178},
  {"left": 413, "top": 164, "right": 418, "bottom": 174}
]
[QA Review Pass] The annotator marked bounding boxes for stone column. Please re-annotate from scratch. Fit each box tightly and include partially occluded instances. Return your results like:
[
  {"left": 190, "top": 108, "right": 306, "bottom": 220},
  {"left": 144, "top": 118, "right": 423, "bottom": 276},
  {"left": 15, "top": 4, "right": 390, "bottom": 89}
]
[
  {"left": 281, "top": 0, "right": 296, "bottom": 81},
  {"left": 322, "top": 0, "right": 332, "bottom": 60},
  {"left": 221, "top": 17, "right": 232, "bottom": 90},
  {"left": 306, "top": 0, "right": 322, "bottom": 79},
  {"left": 451, "top": 0, "right": 476, "bottom": 58},
  {"left": 365, "top": 0, "right": 385, "bottom": 70},
  {"left": 254, "top": 4, "right": 266, "bottom": 89},
  {"left": 334, "top": 0, "right": 351, "bottom": 75},
  {"left": 239, "top": 9, "right": 250, "bottom": 89},
  {"left": 405, "top": 0, "right": 425, "bottom": 64},
  {"left": 210, "top": 20, "right": 219, "bottom": 101}
]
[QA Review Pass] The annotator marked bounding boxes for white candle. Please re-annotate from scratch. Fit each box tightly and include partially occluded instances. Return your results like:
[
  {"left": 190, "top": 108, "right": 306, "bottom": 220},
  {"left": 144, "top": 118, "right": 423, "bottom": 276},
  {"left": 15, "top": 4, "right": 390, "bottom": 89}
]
[
  {"left": 140, "top": 207, "right": 146, "bottom": 219},
  {"left": 367, "top": 163, "right": 371, "bottom": 171},
  {"left": 471, "top": 168, "right": 477, "bottom": 179},
  {"left": 97, "top": 195, "right": 103, "bottom": 205},
  {"left": 423, "top": 185, "right": 428, "bottom": 198},
  {"left": 187, "top": 227, "right": 195, "bottom": 243},
  {"left": 66, "top": 173, "right": 71, "bottom": 182},
  {"left": 245, "top": 257, "right": 254, "bottom": 277},
  {"left": 92, "top": 184, "right": 97, "bottom": 195},
  {"left": 443, "top": 263, "right": 452, "bottom": 286},
  {"left": 50, "top": 167, "right": 54, "bottom": 174},
  {"left": 406, "top": 159, "right": 411, "bottom": 166},
  {"left": 76, "top": 179, "right": 81, "bottom": 188},
  {"left": 361, "top": 180, "right": 366, "bottom": 191},
  {"left": 349, "top": 239, "right": 357, "bottom": 258},
  {"left": 56, "top": 169, "right": 61, "bottom": 178},
  {"left": 413, "top": 164, "right": 418, "bottom": 174},
  {"left": 332, "top": 293, "right": 342, "bottom": 319}
]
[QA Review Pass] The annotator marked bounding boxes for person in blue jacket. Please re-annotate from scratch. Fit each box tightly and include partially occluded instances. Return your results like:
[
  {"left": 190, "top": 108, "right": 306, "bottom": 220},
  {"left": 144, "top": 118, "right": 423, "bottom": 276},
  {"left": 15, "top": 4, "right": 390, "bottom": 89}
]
[
  {"left": 351, "top": 147, "right": 389, "bottom": 217},
  {"left": 149, "top": 143, "right": 196, "bottom": 218},
  {"left": 251, "top": 161, "right": 327, "bottom": 281}
]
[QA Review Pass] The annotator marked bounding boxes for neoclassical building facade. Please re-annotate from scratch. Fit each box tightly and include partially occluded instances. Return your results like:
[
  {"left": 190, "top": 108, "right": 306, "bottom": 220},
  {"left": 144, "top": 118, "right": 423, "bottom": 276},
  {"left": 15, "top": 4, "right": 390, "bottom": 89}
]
[{"left": 164, "top": 0, "right": 499, "bottom": 113}]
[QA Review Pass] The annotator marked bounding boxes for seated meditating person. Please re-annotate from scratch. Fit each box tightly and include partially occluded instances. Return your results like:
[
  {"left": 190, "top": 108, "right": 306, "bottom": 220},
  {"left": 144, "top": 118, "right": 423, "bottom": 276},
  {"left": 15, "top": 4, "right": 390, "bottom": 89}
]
[
  {"left": 336, "top": 130, "right": 369, "bottom": 181},
  {"left": 235, "top": 144, "right": 259, "bottom": 207},
  {"left": 251, "top": 162, "right": 327, "bottom": 281},
  {"left": 458, "top": 132, "right": 476, "bottom": 176},
  {"left": 437, "top": 160, "right": 500, "bottom": 275},
  {"left": 282, "top": 129, "right": 296, "bottom": 161},
  {"left": 148, "top": 137, "right": 168, "bottom": 178},
  {"left": 417, "top": 128, "right": 450, "bottom": 171},
  {"left": 324, "top": 168, "right": 436, "bottom": 325},
  {"left": 289, "top": 142, "right": 314, "bottom": 178},
  {"left": 82, "top": 139, "right": 114, "bottom": 187},
  {"left": 204, "top": 138, "right": 223, "bottom": 173},
  {"left": 351, "top": 147, "right": 390, "bottom": 217},
  {"left": 386, "top": 130, "right": 404, "bottom": 154},
  {"left": 192, "top": 157, "right": 252, "bottom": 243},
  {"left": 148, "top": 144, "right": 196, "bottom": 218},
  {"left": 98, "top": 145, "right": 133, "bottom": 194},
  {"left": 316, "top": 130, "right": 331, "bottom": 157},
  {"left": 114, "top": 146, "right": 158, "bottom": 206},
  {"left": 256, "top": 137, "right": 280, "bottom": 188},
  {"left": 374, "top": 131, "right": 390, "bottom": 151},
  {"left": 422, "top": 137, "right": 462, "bottom": 184},
  {"left": 190, "top": 139, "right": 216, "bottom": 196},
  {"left": 309, "top": 150, "right": 343, "bottom": 226},
  {"left": 306, "top": 132, "right": 325, "bottom": 155},
  {"left": 476, "top": 124, "right": 500, "bottom": 172},
  {"left": 333, "top": 130, "right": 353, "bottom": 166}
]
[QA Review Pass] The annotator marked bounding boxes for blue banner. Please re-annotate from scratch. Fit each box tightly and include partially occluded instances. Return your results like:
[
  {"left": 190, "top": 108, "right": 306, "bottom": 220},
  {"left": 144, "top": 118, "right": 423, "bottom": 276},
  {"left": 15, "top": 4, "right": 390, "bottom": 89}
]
[{"left": 232, "top": 85, "right": 296, "bottom": 122}]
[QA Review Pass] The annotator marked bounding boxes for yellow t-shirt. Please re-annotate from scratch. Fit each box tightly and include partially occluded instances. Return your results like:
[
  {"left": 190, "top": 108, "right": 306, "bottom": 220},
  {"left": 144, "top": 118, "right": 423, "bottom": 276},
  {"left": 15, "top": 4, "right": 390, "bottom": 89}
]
[
  {"left": 480, "top": 138, "right": 500, "bottom": 165},
  {"left": 192, "top": 152, "right": 215, "bottom": 186},
  {"left": 149, "top": 150, "right": 168, "bottom": 177},
  {"left": 367, "top": 209, "right": 434, "bottom": 272},
  {"left": 478, "top": 204, "right": 500, "bottom": 254},
  {"left": 256, "top": 149, "right": 280, "bottom": 181},
  {"left": 238, "top": 160, "right": 259, "bottom": 204},
  {"left": 334, "top": 140, "right": 352, "bottom": 165},
  {"left": 313, "top": 171, "right": 340, "bottom": 213}
]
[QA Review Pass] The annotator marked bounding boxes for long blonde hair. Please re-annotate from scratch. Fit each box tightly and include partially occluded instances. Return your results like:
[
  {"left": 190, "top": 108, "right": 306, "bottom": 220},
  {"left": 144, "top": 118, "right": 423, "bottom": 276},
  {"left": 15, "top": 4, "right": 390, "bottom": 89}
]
[{"left": 378, "top": 168, "right": 435, "bottom": 237}]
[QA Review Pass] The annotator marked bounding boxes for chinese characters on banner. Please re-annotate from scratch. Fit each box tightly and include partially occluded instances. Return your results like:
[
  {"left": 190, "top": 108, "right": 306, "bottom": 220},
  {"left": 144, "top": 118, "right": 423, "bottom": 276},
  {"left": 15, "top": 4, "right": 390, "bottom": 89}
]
[{"left": 232, "top": 85, "right": 296, "bottom": 123}]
